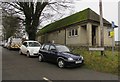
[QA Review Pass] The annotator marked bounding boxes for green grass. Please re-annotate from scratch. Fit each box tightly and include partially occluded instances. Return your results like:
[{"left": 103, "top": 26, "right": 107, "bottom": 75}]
[{"left": 72, "top": 48, "right": 118, "bottom": 75}]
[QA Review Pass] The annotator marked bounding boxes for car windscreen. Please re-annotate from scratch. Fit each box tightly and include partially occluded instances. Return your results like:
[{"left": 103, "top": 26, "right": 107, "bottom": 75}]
[
  {"left": 56, "top": 45, "right": 70, "bottom": 52},
  {"left": 29, "top": 42, "right": 40, "bottom": 47}
]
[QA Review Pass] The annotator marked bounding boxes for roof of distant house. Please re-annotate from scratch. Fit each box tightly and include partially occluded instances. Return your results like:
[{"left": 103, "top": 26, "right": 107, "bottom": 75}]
[{"left": 38, "top": 8, "right": 111, "bottom": 35}]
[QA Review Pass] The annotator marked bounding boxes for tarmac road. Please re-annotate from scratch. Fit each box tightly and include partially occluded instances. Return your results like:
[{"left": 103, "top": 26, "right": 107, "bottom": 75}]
[{"left": 1, "top": 46, "right": 118, "bottom": 81}]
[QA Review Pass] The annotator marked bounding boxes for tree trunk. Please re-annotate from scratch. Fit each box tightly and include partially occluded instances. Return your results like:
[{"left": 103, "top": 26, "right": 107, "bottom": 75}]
[
  {"left": 26, "top": 25, "right": 37, "bottom": 40},
  {"left": 23, "top": 2, "right": 48, "bottom": 41},
  {"left": 28, "top": 31, "right": 36, "bottom": 40},
  {"left": 25, "top": 17, "right": 39, "bottom": 40}
]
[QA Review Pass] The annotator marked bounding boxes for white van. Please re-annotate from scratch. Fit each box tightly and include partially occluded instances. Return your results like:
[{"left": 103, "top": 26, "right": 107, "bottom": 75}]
[{"left": 7, "top": 36, "right": 22, "bottom": 49}]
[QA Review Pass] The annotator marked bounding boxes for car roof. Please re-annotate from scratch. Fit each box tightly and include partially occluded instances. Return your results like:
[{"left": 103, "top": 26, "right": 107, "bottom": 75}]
[{"left": 43, "top": 43, "right": 65, "bottom": 46}]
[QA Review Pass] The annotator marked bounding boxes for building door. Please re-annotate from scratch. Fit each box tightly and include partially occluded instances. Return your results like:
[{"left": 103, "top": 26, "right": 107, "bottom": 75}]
[{"left": 92, "top": 25, "right": 97, "bottom": 46}]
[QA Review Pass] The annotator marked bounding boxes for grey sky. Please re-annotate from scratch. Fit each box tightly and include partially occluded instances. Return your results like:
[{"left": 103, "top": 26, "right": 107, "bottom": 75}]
[{"left": 74, "top": 0, "right": 119, "bottom": 41}]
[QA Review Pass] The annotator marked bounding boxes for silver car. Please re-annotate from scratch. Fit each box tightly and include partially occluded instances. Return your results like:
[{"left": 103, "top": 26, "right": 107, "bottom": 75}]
[{"left": 19, "top": 41, "right": 41, "bottom": 57}]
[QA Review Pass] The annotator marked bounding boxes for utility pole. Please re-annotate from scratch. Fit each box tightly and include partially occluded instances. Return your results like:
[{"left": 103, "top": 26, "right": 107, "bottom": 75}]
[{"left": 99, "top": 0, "right": 104, "bottom": 56}]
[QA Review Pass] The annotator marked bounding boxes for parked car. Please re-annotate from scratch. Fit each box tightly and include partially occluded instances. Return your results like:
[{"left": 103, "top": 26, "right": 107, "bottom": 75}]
[
  {"left": 7, "top": 36, "right": 22, "bottom": 49},
  {"left": 38, "top": 43, "right": 84, "bottom": 68},
  {"left": 19, "top": 41, "right": 41, "bottom": 57},
  {"left": 3, "top": 40, "right": 8, "bottom": 48},
  {"left": 0, "top": 41, "right": 4, "bottom": 46}
]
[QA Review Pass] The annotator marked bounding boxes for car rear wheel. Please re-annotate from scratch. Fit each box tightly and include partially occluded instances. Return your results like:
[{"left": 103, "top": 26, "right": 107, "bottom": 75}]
[
  {"left": 58, "top": 59, "right": 65, "bottom": 68},
  {"left": 38, "top": 55, "right": 43, "bottom": 62}
]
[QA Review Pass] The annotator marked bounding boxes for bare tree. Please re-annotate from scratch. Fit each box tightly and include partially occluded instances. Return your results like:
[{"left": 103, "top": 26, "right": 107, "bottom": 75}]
[
  {"left": 2, "top": 14, "right": 21, "bottom": 39},
  {"left": 1, "top": 0, "right": 74, "bottom": 40}
]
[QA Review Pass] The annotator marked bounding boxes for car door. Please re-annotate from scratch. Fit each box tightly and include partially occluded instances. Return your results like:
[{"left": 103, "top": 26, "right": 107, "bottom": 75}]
[
  {"left": 21, "top": 42, "right": 28, "bottom": 54},
  {"left": 48, "top": 45, "right": 58, "bottom": 63},
  {"left": 41, "top": 44, "right": 50, "bottom": 61}
]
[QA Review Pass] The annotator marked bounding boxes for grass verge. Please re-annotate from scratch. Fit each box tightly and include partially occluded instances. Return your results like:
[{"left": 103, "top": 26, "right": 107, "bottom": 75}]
[{"left": 72, "top": 48, "right": 118, "bottom": 75}]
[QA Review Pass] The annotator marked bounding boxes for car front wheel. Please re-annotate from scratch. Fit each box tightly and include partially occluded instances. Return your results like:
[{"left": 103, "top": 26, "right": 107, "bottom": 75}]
[
  {"left": 26, "top": 51, "right": 30, "bottom": 57},
  {"left": 58, "top": 59, "right": 65, "bottom": 68},
  {"left": 38, "top": 55, "right": 43, "bottom": 62}
]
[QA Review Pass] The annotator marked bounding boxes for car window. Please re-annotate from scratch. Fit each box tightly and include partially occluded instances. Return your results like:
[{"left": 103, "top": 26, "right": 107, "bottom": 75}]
[
  {"left": 49, "top": 45, "right": 56, "bottom": 51},
  {"left": 41, "top": 44, "right": 45, "bottom": 49},
  {"left": 56, "top": 45, "right": 70, "bottom": 52},
  {"left": 23, "top": 42, "right": 27, "bottom": 47},
  {"left": 29, "top": 42, "right": 40, "bottom": 47},
  {"left": 43, "top": 45, "right": 49, "bottom": 50}
]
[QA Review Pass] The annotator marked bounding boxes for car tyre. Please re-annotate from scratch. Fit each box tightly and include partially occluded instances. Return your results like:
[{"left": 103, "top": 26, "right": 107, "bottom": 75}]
[
  {"left": 38, "top": 55, "right": 43, "bottom": 62},
  {"left": 26, "top": 51, "right": 31, "bottom": 58},
  {"left": 58, "top": 59, "right": 65, "bottom": 68}
]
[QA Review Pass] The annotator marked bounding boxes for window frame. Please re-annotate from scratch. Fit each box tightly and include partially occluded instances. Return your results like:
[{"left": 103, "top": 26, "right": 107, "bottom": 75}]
[
  {"left": 74, "top": 29, "right": 78, "bottom": 36},
  {"left": 68, "top": 28, "right": 78, "bottom": 37}
]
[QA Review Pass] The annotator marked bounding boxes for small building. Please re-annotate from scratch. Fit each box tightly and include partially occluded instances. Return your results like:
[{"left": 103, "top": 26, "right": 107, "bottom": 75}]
[{"left": 37, "top": 8, "right": 113, "bottom": 46}]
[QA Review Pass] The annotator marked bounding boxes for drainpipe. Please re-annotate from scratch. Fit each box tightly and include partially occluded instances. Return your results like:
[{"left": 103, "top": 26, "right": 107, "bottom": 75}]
[{"left": 65, "top": 28, "right": 67, "bottom": 45}]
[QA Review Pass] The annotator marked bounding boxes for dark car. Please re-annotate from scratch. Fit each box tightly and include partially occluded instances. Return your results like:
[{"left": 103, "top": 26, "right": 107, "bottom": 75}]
[{"left": 38, "top": 43, "right": 84, "bottom": 68}]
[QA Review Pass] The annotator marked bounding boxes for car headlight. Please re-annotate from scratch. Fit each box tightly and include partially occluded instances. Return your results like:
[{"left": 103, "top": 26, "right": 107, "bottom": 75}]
[
  {"left": 80, "top": 56, "right": 84, "bottom": 60},
  {"left": 68, "top": 57, "right": 74, "bottom": 61}
]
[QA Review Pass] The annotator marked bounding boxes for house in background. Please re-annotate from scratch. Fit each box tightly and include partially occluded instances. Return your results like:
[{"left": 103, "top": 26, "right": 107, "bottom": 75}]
[{"left": 37, "top": 8, "right": 113, "bottom": 47}]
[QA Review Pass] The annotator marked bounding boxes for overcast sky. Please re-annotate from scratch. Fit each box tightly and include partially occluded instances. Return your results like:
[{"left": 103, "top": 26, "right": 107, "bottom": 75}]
[{"left": 73, "top": 0, "right": 119, "bottom": 41}]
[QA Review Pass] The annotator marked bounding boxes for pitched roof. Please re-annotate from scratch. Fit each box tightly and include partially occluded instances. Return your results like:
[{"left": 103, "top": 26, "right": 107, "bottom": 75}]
[{"left": 38, "top": 8, "right": 111, "bottom": 35}]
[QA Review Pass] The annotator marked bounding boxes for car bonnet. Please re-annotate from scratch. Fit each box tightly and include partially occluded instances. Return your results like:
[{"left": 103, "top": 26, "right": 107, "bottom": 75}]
[{"left": 61, "top": 52, "right": 80, "bottom": 59}]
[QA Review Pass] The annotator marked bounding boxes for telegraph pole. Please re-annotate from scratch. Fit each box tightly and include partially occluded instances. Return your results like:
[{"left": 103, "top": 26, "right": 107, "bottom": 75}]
[{"left": 99, "top": 0, "right": 104, "bottom": 56}]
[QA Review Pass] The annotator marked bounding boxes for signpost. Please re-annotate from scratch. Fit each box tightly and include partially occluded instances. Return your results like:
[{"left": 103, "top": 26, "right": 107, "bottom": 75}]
[
  {"left": 111, "top": 21, "right": 115, "bottom": 55},
  {"left": 110, "top": 31, "right": 114, "bottom": 38}
]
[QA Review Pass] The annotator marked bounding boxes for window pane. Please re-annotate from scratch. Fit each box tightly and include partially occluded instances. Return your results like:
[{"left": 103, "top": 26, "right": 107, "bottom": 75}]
[
  {"left": 23, "top": 42, "right": 27, "bottom": 46},
  {"left": 43, "top": 45, "right": 49, "bottom": 50},
  {"left": 69, "top": 30, "right": 71, "bottom": 36},
  {"left": 29, "top": 42, "right": 40, "bottom": 47},
  {"left": 108, "top": 31, "right": 110, "bottom": 37},
  {"left": 75, "top": 29, "right": 78, "bottom": 35},
  {"left": 49, "top": 45, "right": 56, "bottom": 51},
  {"left": 72, "top": 29, "right": 74, "bottom": 36},
  {"left": 56, "top": 45, "right": 70, "bottom": 52}
]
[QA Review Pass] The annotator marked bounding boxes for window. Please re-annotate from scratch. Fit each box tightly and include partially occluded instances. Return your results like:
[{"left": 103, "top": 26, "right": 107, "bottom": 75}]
[
  {"left": 23, "top": 42, "right": 27, "bottom": 47},
  {"left": 56, "top": 45, "right": 70, "bottom": 52},
  {"left": 69, "top": 31, "right": 71, "bottom": 36},
  {"left": 108, "top": 31, "right": 110, "bottom": 37},
  {"left": 49, "top": 45, "right": 56, "bottom": 51},
  {"left": 59, "top": 30, "right": 61, "bottom": 33},
  {"left": 41, "top": 44, "right": 45, "bottom": 49},
  {"left": 69, "top": 29, "right": 78, "bottom": 37},
  {"left": 43, "top": 45, "right": 49, "bottom": 50},
  {"left": 72, "top": 29, "right": 74, "bottom": 36},
  {"left": 75, "top": 29, "right": 78, "bottom": 36},
  {"left": 29, "top": 42, "right": 40, "bottom": 47}
]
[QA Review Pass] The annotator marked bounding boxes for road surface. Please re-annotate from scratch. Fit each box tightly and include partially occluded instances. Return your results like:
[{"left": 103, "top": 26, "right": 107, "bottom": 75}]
[{"left": 1, "top": 46, "right": 119, "bottom": 81}]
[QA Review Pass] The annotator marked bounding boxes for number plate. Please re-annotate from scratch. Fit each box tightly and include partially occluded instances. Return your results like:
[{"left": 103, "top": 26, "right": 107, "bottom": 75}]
[{"left": 75, "top": 61, "right": 82, "bottom": 64}]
